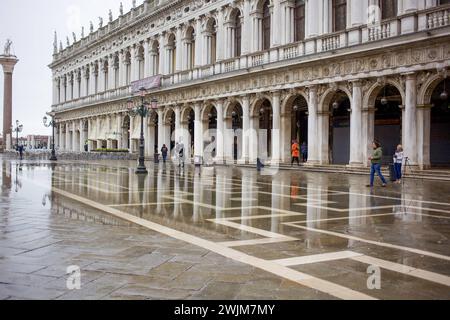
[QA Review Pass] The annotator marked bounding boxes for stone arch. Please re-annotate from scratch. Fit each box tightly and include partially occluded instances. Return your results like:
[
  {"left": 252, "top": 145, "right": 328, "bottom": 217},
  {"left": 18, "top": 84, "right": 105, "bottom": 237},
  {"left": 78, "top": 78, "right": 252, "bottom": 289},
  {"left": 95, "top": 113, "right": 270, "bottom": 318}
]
[
  {"left": 253, "top": 0, "right": 273, "bottom": 12},
  {"left": 224, "top": 97, "right": 243, "bottom": 118},
  {"left": 250, "top": 94, "right": 273, "bottom": 117},
  {"left": 163, "top": 106, "right": 175, "bottom": 124},
  {"left": 364, "top": 79, "right": 405, "bottom": 108},
  {"left": 201, "top": 102, "right": 218, "bottom": 122},
  {"left": 281, "top": 90, "right": 309, "bottom": 114},
  {"left": 319, "top": 85, "right": 352, "bottom": 111},
  {"left": 418, "top": 73, "right": 446, "bottom": 105},
  {"left": 181, "top": 105, "right": 195, "bottom": 122}
]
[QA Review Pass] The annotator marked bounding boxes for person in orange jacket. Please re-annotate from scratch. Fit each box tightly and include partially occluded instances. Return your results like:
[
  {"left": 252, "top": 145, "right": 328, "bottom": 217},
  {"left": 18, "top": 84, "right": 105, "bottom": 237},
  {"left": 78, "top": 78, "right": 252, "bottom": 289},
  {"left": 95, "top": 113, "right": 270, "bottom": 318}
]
[{"left": 291, "top": 140, "right": 300, "bottom": 166}]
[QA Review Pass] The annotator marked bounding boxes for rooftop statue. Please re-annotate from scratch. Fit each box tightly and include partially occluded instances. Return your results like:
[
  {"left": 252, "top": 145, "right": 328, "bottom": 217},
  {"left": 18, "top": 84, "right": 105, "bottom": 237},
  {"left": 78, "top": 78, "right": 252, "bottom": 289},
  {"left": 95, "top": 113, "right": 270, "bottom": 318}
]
[
  {"left": 109, "top": 10, "right": 113, "bottom": 22},
  {"left": 3, "top": 39, "right": 12, "bottom": 56}
]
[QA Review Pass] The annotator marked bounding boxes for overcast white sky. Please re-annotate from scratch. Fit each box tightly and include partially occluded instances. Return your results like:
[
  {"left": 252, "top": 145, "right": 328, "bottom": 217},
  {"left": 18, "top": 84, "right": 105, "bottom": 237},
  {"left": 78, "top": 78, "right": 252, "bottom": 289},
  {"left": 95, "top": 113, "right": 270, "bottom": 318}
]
[{"left": 0, "top": 0, "right": 142, "bottom": 137}]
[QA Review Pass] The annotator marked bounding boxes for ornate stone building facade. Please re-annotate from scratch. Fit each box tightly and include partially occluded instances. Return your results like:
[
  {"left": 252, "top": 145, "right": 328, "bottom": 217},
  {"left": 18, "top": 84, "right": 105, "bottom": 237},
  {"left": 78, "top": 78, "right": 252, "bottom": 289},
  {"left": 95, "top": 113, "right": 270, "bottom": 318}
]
[{"left": 50, "top": 0, "right": 450, "bottom": 169}]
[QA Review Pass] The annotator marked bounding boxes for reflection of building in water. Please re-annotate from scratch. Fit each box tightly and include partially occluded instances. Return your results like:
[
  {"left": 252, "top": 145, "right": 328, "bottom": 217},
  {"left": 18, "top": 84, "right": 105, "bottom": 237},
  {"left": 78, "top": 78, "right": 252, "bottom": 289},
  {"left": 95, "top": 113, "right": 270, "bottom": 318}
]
[
  {"left": 50, "top": 194, "right": 134, "bottom": 227},
  {"left": 49, "top": 1, "right": 450, "bottom": 169}
]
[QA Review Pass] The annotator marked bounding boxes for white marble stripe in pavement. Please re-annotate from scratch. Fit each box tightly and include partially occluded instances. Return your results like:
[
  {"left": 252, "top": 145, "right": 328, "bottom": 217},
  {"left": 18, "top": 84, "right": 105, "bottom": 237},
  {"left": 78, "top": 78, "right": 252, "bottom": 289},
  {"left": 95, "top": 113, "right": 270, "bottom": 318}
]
[
  {"left": 283, "top": 222, "right": 450, "bottom": 262},
  {"left": 272, "top": 251, "right": 364, "bottom": 266},
  {"left": 350, "top": 255, "right": 450, "bottom": 287},
  {"left": 218, "top": 237, "right": 297, "bottom": 247},
  {"left": 44, "top": 185, "right": 375, "bottom": 300}
]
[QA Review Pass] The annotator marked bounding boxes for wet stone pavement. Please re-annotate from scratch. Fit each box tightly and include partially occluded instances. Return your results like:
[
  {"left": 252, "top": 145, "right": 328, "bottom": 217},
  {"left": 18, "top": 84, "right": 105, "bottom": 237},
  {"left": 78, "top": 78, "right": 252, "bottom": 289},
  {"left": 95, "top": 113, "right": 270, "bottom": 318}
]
[{"left": 0, "top": 156, "right": 450, "bottom": 300}]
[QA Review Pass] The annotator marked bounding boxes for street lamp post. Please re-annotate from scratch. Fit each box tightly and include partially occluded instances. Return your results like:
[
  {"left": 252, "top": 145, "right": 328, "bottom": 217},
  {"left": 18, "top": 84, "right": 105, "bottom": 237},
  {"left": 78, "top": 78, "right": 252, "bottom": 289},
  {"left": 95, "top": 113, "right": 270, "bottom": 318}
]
[
  {"left": 127, "top": 87, "right": 158, "bottom": 175},
  {"left": 11, "top": 120, "right": 23, "bottom": 150},
  {"left": 43, "top": 114, "right": 57, "bottom": 161}
]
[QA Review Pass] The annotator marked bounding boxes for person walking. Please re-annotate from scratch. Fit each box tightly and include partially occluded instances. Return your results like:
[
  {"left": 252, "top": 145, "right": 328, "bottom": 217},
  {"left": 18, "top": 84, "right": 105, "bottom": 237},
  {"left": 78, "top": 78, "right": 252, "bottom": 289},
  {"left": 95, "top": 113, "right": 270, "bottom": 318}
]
[
  {"left": 161, "top": 144, "right": 168, "bottom": 163},
  {"left": 301, "top": 142, "right": 308, "bottom": 162},
  {"left": 291, "top": 140, "right": 300, "bottom": 166},
  {"left": 18, "top": 145, "right": 24, "bottom": 160},
  {"left": 393, "top": 144, "right": 404, "bottom": 184},
  {"left": 367, "top": 141, "right": 387, "bottom": 188}
]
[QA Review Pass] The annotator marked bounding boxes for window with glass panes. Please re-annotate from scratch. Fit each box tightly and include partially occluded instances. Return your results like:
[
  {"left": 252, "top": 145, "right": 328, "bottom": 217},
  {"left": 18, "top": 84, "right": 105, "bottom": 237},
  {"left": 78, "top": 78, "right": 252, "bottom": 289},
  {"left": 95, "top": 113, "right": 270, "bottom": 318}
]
[
  {"left": 333, "top": 0, "right": 347, "bottom": 32},
  {"left": 294, "top": 0, "right": 305, "bottom": 41},
  {"left": 381, "top": 0, "right": 397, "bottom": 20}
]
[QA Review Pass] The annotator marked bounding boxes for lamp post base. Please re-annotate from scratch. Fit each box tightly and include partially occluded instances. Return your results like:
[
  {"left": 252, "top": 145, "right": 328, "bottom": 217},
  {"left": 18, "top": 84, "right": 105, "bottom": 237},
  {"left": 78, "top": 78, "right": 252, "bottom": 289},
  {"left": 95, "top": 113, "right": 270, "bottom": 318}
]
[
  {"left": 49, "top": 155, "right": 57, "bottom": 161},
  {"left": 135, "top": 166, "right": 148, "bottom": 175}
]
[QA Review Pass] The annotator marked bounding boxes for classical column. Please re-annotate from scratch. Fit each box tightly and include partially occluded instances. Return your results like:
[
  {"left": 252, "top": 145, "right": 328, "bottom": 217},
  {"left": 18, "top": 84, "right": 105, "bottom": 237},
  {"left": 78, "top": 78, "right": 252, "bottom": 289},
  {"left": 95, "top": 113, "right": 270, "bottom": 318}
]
[
  {"left": 362, "top": 106, "right": 376, "bottom": 167},
  {"left": 157, "top": 108, "right": 164, "bottom": 150},
  {"left": 72, "top": 121, "right": 77, "bottom": 152},
  {"left": 404, "top": 73, "right": 418, "bottom": 165},
  {"left": 242, "top": 0, "right": 252, "bottom": 55},
  {"left": 194, "top": 103, "right": 203, "bottom": 158},
  {"left": 54, "top": 125, "right": 60, "bottom": 150},
  {"left": 216, "top": 99, "right": 225, "bottom": 163},
  {"left": 307, "top": 86, "right": 319, "bottom": 164},
  {"left": 0, "top": 54, "right": 18, "bottom": 150},
  {"left": 240, "top": 95, "right": 250, "bottom": 163},
  {"left": 174, "top": 105, "right": 181, "bottom": 144},
  {"left": 60, "top": 76, "right": 66, "bottom": 103},
  {"left": 73, "top": 72, "right": 80, "bottom": 99},
  {"left": 176, "top": 27, "right": 183, "bottom": 72},
  {"left": 194, "top": 18, "right": 203, "bottom": 67},
  {"left": 59, "top": 124, "right": 64, "bottom": 151},
  {"left": 143, "top": 40, "right": 151, "bottom": 78},
  {"left": 216, "top": 8, "right": 225, "bottom": 62},
  {"left": 271, "top": 91, "right": 281, "bottom": 164},
  {"left": 349, "top": 80, "right": 363, "bottom": 166},
  {"left": 271, "top": 0, "right": 281, "bottom": 47},
  {"left": 306, "top": 0, "right": 320, "bottom": 38},
  {"left": 416, "top": 104, "right": 432, "bottom": 169},
  {"left": 65, "top": 123, "right": 71, "bottom": 152},
  {"left": 130, "top": 46, "right": 138, "bottom": 82},
  {"left": 79, "top": 120, "right": 85, "bottom": 152},
  {"left": 317, "top": 108, "right": 330, "bottom": 165}
]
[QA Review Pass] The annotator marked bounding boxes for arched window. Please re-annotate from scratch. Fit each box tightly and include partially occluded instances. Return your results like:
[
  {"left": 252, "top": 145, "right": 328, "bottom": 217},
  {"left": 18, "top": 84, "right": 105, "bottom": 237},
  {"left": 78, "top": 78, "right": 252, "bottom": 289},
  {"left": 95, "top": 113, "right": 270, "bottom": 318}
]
[
  {"left": 205, "top": 18, "right": 217, "bottom": 64},
  {"left": 103, "top": 60, "right": 108, "bottom": 90},
  {"left": 439, "top": 0, "right": 450, "bottom": 5},
  {"left": 93, "top": 63, "right": 98, "bottom": 94},
  {"left": 230, "top": 9, "right": 242, "bottom": 57},
  {"left": 262, "top": 0, "right": 271, "bottom": 50},
  {"left": 85, "top": 67, "right": 90, "bottom": 96},
  {"left": 333, "top": 0, "right": 347, "bottom": 32},
  {"left": 138, "top": 46, "right": 145, "bottom": 80},
  {"left": 151, "top": 41, "right": 160, "bottom": 75},
  {"left": 294, "top": 0, "right": 306, "bottom": 41},
  {"left": 77, "top": 71, "right": 81, "bottom": 97},
  {"left": 381, "top": 0, "right": 397, "bottom": 20},
  {"left": 167, "top": 34, "right": 176, "bottom": 74},
  {"left": 125, "top": 51, "right": 131, "bottom": 84},
  {"left": 185, "top": 27, "right": 195, "bottom": 69},
  {"left": 114, "top": 55, "right": 120, "bottom": 88}
]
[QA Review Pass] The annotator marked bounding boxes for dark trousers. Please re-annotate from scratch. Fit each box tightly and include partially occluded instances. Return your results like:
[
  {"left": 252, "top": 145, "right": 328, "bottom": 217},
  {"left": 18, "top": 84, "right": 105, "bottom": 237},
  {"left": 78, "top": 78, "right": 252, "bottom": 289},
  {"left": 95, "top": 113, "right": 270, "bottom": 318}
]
[
  {"left": 162, "top": 155, "right": 167, "bottom": 163},
  {"left": 291, "top": 157, "right": 300, "bottom": 166},
  {"left": 370, "top": 163, "right": 387, "bottom": 186},
  {"left": 302, "top": 152, "right": 308, "bottom": 162},
  {"left": 394, "top": 163, "right": 402, "bottom": 180}
]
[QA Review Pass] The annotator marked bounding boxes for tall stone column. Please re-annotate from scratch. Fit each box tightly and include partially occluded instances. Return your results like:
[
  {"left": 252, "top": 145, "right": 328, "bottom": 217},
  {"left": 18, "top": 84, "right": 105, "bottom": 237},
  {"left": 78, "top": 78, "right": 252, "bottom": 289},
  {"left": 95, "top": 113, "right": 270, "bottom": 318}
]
[
  {"left": 404, "top": 73, "right": 418, "bottom": 165},
  {"left": 0, "top": 53, "right": 19, "bottom": 150},
  {"left": 240, "top": 95, "right": 250, "bottom": 163},
  {"left": 307, "top": 86, "right": 319, "bottom": 164},
  {"left": 349, "top": 80, "right": 363, "bottom": 166},
  {"left": 157, "top": 108, "right": 164, "bottom": 150},
  {"left": 194, "top": 103, "right": 203, "bottom": 158},
  {"left": 174, "top": 105, "right": 181, "bottom": 144},
  {"left": 216, "top": 99, "right": 225, "bottom": 163},
  {"left": 271, "top": 91, "right": 281, "bottom": 164},
  {"left": 416, "top": 104, "right": 432, "bottom": 169}
]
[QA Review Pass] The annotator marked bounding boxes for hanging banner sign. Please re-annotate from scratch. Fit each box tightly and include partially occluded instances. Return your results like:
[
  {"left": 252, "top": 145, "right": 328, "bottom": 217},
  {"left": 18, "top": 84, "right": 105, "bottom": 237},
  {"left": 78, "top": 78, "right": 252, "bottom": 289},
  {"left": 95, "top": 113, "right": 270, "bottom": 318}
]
[{"left": 131, "top": 75, "right": 161, "bottom": 93}]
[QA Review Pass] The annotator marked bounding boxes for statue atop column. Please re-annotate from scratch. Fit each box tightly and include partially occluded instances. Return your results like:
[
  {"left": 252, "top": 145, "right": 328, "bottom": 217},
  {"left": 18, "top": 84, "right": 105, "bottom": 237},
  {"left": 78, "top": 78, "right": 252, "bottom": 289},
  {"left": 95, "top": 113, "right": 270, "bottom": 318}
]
[
  {"left": 119, "top": 2, "right": 124, "bottom": 16},
  {"left": 109, "top": 10, "right": 113, "bottom": 22},
  {"left": 53, "top": 32, "right": 58, "bottom": 54},
  {"left": 3, "top": 39, "right": 13, "bottom": 56}
]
